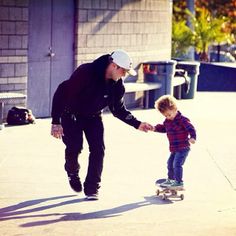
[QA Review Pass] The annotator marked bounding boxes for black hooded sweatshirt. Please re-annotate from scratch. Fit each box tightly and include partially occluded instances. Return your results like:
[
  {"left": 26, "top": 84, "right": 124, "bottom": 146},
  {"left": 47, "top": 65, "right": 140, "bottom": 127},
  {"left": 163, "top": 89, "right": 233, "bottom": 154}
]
[{"left": 51, "top": 54, "right": 141, "bottom": 129}]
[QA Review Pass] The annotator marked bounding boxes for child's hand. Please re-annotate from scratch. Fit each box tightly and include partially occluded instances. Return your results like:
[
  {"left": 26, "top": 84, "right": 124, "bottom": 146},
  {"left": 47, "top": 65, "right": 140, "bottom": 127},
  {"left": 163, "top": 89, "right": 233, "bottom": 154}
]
[
  {"left": 189, "top": 138, "right": 196, "bottom": 144},
  {"left": 138, "top": 122, "right": 155, "bottom": 132}
]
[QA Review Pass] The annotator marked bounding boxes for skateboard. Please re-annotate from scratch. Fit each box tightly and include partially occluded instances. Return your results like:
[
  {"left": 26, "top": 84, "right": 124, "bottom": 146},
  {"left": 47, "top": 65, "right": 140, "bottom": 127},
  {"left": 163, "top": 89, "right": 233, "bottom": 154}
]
[{"left": 155, "top": 179, "right": 185, "bottom": 201}]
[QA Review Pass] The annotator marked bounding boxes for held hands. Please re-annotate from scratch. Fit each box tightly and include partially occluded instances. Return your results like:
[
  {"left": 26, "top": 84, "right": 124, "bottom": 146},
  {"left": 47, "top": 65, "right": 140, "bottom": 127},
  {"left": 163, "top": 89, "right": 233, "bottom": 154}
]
[
  {"left": 138, "top": 122, "right": 155, "bottom": 132},
  {"left": 51, "top": 124, "right": 64, "bottom": 139},
  {"left": 189, "top": 138, "right": 196, "bottom": 144}
]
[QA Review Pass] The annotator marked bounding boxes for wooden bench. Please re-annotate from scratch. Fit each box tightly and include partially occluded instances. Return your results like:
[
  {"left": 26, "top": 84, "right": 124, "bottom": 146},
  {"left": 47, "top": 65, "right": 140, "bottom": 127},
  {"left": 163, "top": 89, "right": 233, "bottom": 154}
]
[
  {"left": 124, "top": 82, "right": 161, "bottom": 109},
  {"left": 0, "top": 92, "right": 26, "bottom": 129},
  {"left": 124, "top": 72, "right": 188, "bottom": 108}
]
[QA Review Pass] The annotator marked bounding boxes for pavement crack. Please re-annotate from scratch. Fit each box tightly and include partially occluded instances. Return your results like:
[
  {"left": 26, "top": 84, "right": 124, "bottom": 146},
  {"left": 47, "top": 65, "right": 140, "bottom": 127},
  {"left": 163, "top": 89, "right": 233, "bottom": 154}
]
[
  {"left": 206, "top": 148, "right": 235, "bottom": 191},
  {"left": 218, "top": 207, "right": 236, "bottom": 213}
]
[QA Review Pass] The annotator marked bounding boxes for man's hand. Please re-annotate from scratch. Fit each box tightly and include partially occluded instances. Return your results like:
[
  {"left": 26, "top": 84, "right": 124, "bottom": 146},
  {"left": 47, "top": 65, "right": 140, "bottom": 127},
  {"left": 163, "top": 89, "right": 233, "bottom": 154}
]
[
  {"left": 51, "top": 124, "right": 64, "bottom": 139},
  {"left": 138, "top": 122, "right": 154, "bottom": 132},
  {"left": 189, "top": 138, "right": 196, "bottom": 144}
]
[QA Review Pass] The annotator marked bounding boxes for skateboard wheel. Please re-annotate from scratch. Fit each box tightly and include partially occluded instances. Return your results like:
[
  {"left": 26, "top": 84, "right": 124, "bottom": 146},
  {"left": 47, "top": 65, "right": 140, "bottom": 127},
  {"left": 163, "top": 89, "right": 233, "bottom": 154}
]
[
  {"left": 162, "top": 194, "right": 167, "bottom": 200},
  {"left": 180, "top": 194, "right": 184, "bottom": 200},
  {"left": 156, "top": 189, "right": 160, "bottom": 196}
]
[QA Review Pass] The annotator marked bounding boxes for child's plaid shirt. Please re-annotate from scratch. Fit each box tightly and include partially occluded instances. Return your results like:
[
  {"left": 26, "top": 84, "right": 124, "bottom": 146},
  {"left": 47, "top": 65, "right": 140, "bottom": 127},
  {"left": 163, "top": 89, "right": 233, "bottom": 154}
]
[{"left": 155, "top": 111, "right": 196, "bottom": 152}]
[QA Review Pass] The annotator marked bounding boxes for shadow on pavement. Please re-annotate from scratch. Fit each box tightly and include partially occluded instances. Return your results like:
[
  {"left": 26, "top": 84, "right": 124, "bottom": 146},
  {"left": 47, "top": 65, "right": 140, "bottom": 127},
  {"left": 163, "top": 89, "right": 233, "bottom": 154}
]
[
  {"left": 0, "top": 195, "right": 81, "bottom": 220},
  {"left": 0, "top": 195, "right": 172, "bottom": 227}
]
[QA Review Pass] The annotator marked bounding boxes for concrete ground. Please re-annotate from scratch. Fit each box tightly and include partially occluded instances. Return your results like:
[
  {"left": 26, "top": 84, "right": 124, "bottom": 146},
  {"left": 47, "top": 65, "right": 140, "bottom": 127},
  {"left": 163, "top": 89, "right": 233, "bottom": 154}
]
[{"left": 0, "top": 92, "right": 236, "bottom": 236}]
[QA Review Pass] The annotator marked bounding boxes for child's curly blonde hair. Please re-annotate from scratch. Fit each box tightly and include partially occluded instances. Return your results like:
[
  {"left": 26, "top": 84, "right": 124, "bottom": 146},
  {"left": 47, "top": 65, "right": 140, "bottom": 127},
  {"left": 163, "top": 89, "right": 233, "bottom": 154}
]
[{"left": 155, "top": 95, "right": 177, "bottom": 113}]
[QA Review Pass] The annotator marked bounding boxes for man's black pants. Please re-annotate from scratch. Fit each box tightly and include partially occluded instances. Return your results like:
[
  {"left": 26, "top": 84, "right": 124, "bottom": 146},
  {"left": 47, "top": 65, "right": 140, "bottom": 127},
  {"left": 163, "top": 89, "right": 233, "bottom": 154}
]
[{"left": 61, "top": 114, "right": 105, "bottom": 195}]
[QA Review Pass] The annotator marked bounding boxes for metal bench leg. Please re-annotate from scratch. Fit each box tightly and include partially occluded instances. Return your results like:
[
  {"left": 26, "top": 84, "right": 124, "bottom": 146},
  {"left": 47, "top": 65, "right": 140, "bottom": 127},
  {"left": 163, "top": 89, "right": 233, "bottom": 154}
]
[
  {"left": 174, "top": 86, "right": 182, "bottom": 99},
  {"left": 0, "top": 101, "right": 5, "bottom": 129},
  {"left": 144, "top": 91, "right": 149, "bottom": 109}
]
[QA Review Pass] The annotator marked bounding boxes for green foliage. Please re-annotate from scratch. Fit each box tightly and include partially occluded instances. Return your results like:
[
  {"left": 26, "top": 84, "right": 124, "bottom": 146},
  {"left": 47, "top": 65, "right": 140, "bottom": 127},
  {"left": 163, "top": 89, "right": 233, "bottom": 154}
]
[
  {"left": 189, "top": 8, "right": 232, "bottom": 54},
  {"left": 172, "top": 6, "right": 233, "bottom": 61},
  {"left": 172, "top": 19, "right": 194, "bottom": 58}
]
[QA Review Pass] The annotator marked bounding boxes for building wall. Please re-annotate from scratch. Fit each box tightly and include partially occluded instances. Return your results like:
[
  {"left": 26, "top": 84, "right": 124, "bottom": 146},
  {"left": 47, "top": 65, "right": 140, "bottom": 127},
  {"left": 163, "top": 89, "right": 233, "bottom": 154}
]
[
  {"left": 0, "top": 0, "right": 173, "bottom": 117},
  {"left": 0, "top": 0, "right": 28, "bottom": 93},
  {"left": 0, "top": 0, "right": 28, "bottom": 113},
  {"left": 75, "top": 0, "right": 173, "bottom": 77},
  {"left": 75, "top": 0, "right": 173, "bottom": 108}
]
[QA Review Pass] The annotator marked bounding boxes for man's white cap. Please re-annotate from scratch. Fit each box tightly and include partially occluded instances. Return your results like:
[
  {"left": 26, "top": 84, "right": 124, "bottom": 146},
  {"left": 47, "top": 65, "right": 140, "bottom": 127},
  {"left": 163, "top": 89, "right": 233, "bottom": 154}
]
[{"left": 110, "top": 49, "right": 137, "bottom": 76}]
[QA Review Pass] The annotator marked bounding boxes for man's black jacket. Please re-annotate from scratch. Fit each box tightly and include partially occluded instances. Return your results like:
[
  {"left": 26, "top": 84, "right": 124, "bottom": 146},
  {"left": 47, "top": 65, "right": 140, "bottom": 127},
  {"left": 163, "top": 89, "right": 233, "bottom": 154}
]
[{"left": 51, "top": 54, "right": 141, "bottom": 129}]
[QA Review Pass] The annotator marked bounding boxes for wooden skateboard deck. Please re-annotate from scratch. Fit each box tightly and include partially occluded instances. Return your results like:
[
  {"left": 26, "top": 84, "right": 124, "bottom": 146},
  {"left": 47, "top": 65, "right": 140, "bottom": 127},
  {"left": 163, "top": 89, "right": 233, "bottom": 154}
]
[{"left": 155, "top": 179, "right": 185, "bottom": 200}]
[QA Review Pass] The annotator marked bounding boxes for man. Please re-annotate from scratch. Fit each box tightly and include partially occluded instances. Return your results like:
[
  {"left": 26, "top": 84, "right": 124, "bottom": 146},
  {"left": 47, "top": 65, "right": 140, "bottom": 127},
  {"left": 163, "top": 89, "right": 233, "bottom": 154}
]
[{"left": 51, "top": 49, "right": 153, "bottom": 200}]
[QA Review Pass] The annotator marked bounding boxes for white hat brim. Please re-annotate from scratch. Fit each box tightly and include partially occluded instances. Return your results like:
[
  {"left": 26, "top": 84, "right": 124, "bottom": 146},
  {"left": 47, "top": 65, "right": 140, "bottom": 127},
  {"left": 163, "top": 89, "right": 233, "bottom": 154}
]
[{"left": 127, "top": 68, "right": 137, "bottom": 76}]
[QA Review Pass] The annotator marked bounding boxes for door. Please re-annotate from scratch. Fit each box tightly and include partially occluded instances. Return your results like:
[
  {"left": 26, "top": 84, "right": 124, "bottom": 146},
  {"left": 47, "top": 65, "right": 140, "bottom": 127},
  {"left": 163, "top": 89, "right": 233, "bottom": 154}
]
[{"left": 28, "top": 0, "right": 74, "bottom": 117}]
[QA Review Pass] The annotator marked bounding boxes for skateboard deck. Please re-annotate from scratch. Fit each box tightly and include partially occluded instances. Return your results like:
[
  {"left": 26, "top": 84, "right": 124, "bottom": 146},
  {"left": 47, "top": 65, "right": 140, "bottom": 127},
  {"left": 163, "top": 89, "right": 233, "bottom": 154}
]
[{"left": 155, "top": 179, "right": 185, "bottom": 200}]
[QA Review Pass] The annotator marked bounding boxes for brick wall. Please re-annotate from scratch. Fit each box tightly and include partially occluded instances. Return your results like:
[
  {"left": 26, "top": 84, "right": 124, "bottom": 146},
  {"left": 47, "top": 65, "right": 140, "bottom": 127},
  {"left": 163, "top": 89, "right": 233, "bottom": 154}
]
[
  {"left": 75, "top": 0, "right": 173, "bottom": 108},
  {"left": 75, "top": 0, "right": 173, "bottom": 78},
  {"left": 0, "top": 0, "right": 28, "bottom": 114}
]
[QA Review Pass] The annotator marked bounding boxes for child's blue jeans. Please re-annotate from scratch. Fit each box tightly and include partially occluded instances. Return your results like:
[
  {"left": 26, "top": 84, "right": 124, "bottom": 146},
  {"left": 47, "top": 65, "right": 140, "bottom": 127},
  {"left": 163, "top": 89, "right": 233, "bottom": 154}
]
[{"left": 167, "top": 148, "right": 190, "bottom": 183}]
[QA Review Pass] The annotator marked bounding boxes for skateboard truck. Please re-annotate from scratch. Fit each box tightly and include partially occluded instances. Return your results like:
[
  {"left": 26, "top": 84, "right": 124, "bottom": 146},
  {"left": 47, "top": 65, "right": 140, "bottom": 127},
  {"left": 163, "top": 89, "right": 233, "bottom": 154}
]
[
  {"left": 156, "top": 188, "right": 184, "bottom": 201},
  {"left": 155, "top": 179, "right": 185, "bottom": 201}
]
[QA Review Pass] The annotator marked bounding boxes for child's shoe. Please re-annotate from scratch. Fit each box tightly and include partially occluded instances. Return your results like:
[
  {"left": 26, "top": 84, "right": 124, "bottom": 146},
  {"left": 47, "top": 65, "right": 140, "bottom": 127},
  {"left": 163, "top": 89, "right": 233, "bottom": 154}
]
[
  {"left": 160, "top": 179, "right": 174, "bottom": 187},
  {"left": 169, "top": 180, "right": 184, "bottom": 189}
]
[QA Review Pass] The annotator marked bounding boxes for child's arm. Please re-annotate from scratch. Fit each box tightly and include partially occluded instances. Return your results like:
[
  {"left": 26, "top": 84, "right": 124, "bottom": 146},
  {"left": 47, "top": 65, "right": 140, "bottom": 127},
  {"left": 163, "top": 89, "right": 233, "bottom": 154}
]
[
  {"left": 181, "top": 117, "right": 196, "bottom": 141},
  {"left": 154, "top": 124, "right": 166, "bottom": 133}
]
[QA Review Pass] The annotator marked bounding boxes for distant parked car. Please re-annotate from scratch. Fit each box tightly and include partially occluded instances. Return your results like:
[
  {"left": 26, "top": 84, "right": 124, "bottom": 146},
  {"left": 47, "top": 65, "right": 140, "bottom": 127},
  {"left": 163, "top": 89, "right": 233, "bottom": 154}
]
[
  {"left": 209, "top": 51, "right": 236, "bottom": 62},
  {"left": 228, "top": 44, "right": 236, "bottom": 59}
]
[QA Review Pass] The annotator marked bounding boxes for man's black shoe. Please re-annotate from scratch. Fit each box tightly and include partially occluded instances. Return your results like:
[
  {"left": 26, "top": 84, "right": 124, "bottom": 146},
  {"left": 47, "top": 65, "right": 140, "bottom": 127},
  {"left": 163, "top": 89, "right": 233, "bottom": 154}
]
[{"left": 68, "top": 174, "right": 82, "bottom": 192}]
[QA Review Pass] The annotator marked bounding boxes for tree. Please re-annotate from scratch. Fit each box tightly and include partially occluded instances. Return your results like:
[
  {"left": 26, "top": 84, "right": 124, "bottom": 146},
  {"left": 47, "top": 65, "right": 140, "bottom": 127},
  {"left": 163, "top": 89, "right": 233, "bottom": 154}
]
[
  {"left": 173, "top": 0, "right": 236, "bottom": 40},
  {"left": 195, "top": 0, "right": 236, "bottom": 19},
  {"left": 195, "top": 0, "right": 236, "bottom": 37},
  {"left": 172, "top": 19, "right": 194, "bottom": 58},
  {"left": 172, "top": 1, "right": 234, "bottom": 61},
  {"left": 190, "top": 8, "right": 232, "bottom": 61}
]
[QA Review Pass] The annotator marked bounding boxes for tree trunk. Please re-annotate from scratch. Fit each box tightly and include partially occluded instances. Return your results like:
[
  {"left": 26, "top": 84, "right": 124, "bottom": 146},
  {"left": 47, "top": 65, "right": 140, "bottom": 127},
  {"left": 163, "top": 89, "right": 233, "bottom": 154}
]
[{"left": 199, "top": 51, "right": 209, "bottom": 62}]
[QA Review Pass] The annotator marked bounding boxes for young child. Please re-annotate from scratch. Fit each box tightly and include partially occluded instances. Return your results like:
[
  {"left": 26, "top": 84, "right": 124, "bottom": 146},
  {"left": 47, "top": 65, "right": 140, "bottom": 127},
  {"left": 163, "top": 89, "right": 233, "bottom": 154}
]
[{"left": 154, "top": 95, "right": 196, "bottom": 188}]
